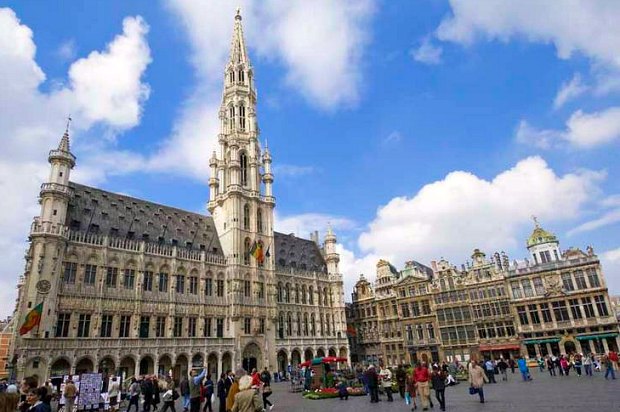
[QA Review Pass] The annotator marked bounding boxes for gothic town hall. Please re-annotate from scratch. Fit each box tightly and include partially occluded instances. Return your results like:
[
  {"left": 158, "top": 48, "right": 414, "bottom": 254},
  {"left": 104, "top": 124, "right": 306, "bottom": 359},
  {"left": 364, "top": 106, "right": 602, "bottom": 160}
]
[{"left": 11, "top": 11, "right": 349, "bottom": 382}]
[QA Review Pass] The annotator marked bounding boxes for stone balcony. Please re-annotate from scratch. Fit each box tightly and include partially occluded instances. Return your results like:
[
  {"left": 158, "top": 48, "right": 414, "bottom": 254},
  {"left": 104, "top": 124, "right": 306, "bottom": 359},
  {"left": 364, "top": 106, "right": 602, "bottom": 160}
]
[
  {"left": 40, "top": 182, "right": 74, "bottom": 197},
  {"left": 21, "top": 337, "right": 236, "bottom": 352}
]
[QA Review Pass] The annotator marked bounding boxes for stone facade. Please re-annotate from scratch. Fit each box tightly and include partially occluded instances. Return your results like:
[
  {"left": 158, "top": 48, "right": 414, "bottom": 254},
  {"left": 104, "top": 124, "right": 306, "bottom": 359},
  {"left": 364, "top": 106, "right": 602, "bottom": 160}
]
[
  {"left": 348, "top": 225, "right": 619, "bottom": 366},
  {"left": 9, "top": 10, "right": 348, "bottom": 383}
]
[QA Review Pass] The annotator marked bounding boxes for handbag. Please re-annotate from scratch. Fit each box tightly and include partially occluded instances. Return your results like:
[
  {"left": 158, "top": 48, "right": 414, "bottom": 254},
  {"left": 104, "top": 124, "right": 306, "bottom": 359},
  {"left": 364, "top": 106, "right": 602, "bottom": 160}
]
[
  {"left": 469, "top": 386, "right": 478, "bottom": 395},
  {"left": 263, "top": 386, "right": 272, "bottom": 394}
]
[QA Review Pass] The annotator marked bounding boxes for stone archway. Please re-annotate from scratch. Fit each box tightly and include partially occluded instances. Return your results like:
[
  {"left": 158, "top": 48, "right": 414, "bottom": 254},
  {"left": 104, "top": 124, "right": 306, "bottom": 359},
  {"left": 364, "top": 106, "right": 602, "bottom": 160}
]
[
  {"left": 242, "top": 343, "right": 262, "bottom": 372},
  {"left": 304, "top": 348, "right": 313, "bottom": 361},
  {"left": 339, "top": 347, "right": 348, "bottom": 359},
  {"left": 221, "top": 352, "right": 232, "bottom": 375},
  {"left": 139, "top": 355, "right": 154, "bottom": 376},
  {"left": 119, "top": 356, "right": 136, "bottom": 380},
  {"left": 50, "top": 358, "right": 71, "bottom": 376},
  {"left": 191, "top": 353, "right": 204, "bottom": 369},
  {"left": 207, "top": 353, "right": 218, "bottom": 378},
  {"left": 75, "top": 357, "right": 94, "bottom": 375},
  {"left": 174, "top": 354, "right": 189, "bottom": 382},
  {"left": 159, "top": 355, "right": 173, "bottom": 377},
  {"left": 328, "top": 347, "right": 337, "bottom": 357},
  {"left": 564, "top": 340, "right": 577, "bottom": 354},
  {"left": 316, "top": 348, "right": 326, "bottom": 358},
  {"left": 277, "top": 350, "right": 288, "bottom": 373},
  {"left": 98, "top": 357, "right": 116, "bottom": 375},
  {"left": 291, "top": 349, "right": 301, "bottom": 367}
]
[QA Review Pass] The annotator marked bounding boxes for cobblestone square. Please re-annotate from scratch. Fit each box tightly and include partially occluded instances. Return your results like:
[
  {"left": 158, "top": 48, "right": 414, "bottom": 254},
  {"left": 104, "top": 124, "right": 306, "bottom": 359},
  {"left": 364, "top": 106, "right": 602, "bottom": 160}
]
[{"left": 252, "top": 369, "right": 618, "bottom": 411}]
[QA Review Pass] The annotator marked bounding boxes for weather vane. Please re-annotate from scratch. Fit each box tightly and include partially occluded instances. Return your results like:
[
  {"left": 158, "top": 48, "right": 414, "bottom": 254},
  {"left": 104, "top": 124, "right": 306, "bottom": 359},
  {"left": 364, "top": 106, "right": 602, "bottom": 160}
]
[
  {"left": 531, "top": 215, "right": 539, "bottom": 228},
  {"left": 65, "top": 115, "right": 72, "bottom": 134}
]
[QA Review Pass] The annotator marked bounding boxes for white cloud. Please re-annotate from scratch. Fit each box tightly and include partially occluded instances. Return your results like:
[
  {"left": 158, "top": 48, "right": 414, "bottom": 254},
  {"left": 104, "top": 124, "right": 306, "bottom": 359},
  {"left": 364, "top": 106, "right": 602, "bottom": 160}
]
[
  {"left": 0, "top": 8, "right": 152, "bottom": 317},
  {"left": 273, "top": 164, "right": 316, "bottom": 177},
  {"left": 274, "top": 212, "right": 356, "bottom": 238},
  {"left": 56, "top": 39, "right": 76, "bottom": 61},
  {"left": 382, "top": 130, "right": 402, "bottom": 146},
  {"left": 354, "top": 157, "right": 602, "bottom": 276},
  {"left": 516, "top": 107, "right": 620, "bottom": 148},
  {"left": 601, "top": 247, "right": 620, "bottom": 294},
  {"left": 65, "top": 16, "right": 151, "bottom": 129},
  {"left": 337, "top": 244, "right": 382, "bottom": 301},
  {"left": 411, "top": 37, "right": 442, "bottom": 65},
  {"left": 554, "top": 73, "right": 589, "bottom": 109},
  {"left": 568, "top": 209, "right": 620, "bottom": 236},
  {"left": 436, "top": 0, "right": 620, "bottom": 69}
]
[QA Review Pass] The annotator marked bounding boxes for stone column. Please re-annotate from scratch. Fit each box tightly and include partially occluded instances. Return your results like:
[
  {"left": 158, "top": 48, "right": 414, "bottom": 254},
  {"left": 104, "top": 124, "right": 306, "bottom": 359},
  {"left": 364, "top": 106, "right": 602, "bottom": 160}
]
[
  {"left": 602, "top": 338, "right": 610, "bottom": 353},
  {"left": 154, "top": 357, "right": 159, "bottom": 376},
  {"left": 134, "top": 359, "right": 140, "bottom": 378},
  {"left": 217, "top": 353, "right": 223, "bottom": 379}
]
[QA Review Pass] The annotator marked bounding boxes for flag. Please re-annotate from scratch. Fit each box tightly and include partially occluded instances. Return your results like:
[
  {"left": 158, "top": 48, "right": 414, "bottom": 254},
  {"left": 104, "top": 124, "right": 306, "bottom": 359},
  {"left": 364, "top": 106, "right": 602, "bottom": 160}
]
[
  {"left": 19, "top": 302, "right": 43, "bottom": 336},
  {"left": 346, "top": 325, "right": 356, "bottom": 338},
  {"left": 252, "top": 241, "right": 264, "bottom": 264},
  {"left": 248, "top": 241, "right": 257, "bottom": 257}
]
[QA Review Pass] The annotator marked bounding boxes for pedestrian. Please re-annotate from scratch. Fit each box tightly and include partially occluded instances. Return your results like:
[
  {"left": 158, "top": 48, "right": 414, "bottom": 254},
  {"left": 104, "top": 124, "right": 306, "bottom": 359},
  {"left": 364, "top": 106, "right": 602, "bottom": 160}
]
[
  {"left": 153, "top": 376, "right": 161, "bottom": 412},
  {"left": 202, "top": 374, "right": 214, "bottom": 412},
  {"left": 608, "top": 351, "right": 619, "bottom": 371},
  {"left": 468, "top": 361, "right": 488, "bottom": 404},
  {"left": 430, "top": 365, "right": 446, "bottom": 411},
  {"left": 574, "top": 354, "right": 583, "bottom": 376},
  {"left": 230, "top": 376, "right": 262, "bottom": 412},
  {"left": 560, "top": 356, "right": 569, "bottom": 376},
  {"left": 546, "top": 356, "right": 555, "bottom": 376},
  {"left": 584, "top": 353, "right": 593, "bottom": 377},
  {"left": 63, "top": 378, "right": 77, "bottom": 412},
  {"left": 484, "top": 359, "right": 496, "bottom": 384},
  {"left": 395, "top": 365, "right": 407, "bottom": 399},
  {"left": 226, "top": 368, "right": 246, "bottom": 412},
  {"left": 555, "top": 355, "right": 564, "bottom": 376},
  {"left": 108, "top": 377, "right": 120, "bottom": 412},
  {"left": 497, "top": 358, "right": 508, "bottom": 382},
  {"left": 508, "top": 358, "right": 516, "bottom": 374},
  {"left": 127, "top": 378, "right": 141, "bottom": 412},
  {"left": 537, "top": 357, "right": 545, "bottom": 372},
  {"left": 365, "top": 365, "right": 379, "bottom": 403},
  {"left": 517, "top": 356, "right": 531, "bottom": 381},
  {"left": 180, "top": 376, "right": 190, "bottom": 412},
  {"left": 260, "top": 368, "right": 273, "bottom": 411},
  {"left": 338, "top": 380, "right": 348, "bottom": 400},
  {"left": 604, "top": 355, "right": 616, "bottom": 380},
  {"left": 27, "top": 387, "right": 51, "bottom": 412},
  {"left": 216, "top": 373, "right": 227, "bottom": 412},
  {"left": 379, "top": 364, "right": 393, "bottom": 402},
  {"left": 414, "top": 362, "right": 431, "bottom": 411},
  {"left": 160, "top": 377, "right": 177, "bottom": 412},
  {"left": 189, "top": 368, "right": 207, "bottom": 412},
  {"left": 406, "top": 368, "right": 417, "bottom": 411},
  {"left": 142, "top": 376, "right": 154, "bottom": 412}
]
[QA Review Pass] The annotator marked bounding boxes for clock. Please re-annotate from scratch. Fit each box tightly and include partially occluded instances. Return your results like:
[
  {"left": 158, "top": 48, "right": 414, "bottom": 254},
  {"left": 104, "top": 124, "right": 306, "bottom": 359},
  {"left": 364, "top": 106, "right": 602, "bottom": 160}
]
[{"left": 36, "top": 280, "right": 51, "bottom": 294}]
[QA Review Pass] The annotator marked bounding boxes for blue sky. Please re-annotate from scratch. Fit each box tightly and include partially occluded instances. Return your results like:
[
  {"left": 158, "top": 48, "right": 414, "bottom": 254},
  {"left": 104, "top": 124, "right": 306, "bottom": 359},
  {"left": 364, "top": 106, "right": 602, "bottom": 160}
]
[{"left": 1, "top": 1, "right": 620, "bottom": 317}]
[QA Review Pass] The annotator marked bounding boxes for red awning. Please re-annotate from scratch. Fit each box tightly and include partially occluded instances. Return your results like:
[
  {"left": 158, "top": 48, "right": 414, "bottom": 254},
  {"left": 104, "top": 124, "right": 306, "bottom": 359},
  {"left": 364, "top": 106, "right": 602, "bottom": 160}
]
[{"left": 479, "top": 343, "right": 521, "bottom": 351}]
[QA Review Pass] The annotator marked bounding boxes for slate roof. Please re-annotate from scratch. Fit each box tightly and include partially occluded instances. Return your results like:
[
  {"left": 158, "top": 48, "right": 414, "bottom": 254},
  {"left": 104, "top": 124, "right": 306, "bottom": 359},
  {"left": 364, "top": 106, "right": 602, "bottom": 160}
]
[
  {"left": 274, "top": 231, "right": 326, "bottom": 272},
  {"left": 65, "top": 182, "right": 223, "bottom": 255}
]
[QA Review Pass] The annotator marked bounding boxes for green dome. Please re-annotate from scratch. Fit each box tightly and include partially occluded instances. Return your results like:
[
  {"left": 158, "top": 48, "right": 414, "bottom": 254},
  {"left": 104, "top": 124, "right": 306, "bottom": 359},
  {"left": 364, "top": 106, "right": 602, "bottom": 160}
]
[{"left": 527, "top": 226, "right": 558, "bottom": 247}]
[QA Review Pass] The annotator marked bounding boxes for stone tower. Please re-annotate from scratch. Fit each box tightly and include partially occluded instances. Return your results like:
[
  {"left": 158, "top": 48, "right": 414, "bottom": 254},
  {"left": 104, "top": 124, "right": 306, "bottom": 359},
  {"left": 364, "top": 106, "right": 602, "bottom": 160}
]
[
  {"left": 207, "top": 9, "right": 277, "bottom": 371},
  {"left": 18, "top": 127, "right": 75, "bottom": 341}
]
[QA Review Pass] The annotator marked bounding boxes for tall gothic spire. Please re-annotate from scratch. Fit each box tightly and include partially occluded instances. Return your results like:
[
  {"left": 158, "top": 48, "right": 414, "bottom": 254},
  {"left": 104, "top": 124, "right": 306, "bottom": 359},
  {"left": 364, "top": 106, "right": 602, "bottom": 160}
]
[
  {"left": 229, "top": 7, "right": 250, "bottom": 66},
  {"left": 58, "top": 116, "right": 72, "bottom": 153}
]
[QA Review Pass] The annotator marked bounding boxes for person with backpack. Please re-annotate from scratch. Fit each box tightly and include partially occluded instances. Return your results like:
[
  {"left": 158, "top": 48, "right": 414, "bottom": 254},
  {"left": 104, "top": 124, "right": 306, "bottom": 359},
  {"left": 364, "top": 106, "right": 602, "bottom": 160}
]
[
  {"left": 127, "top": 378, "right": 141, "bottom": 412},
  {"left": 201, "top": 374, "right": 214, "bottom": 412},
  {"left": 160, "top": 377, "right": 178, "bottom": 412}
]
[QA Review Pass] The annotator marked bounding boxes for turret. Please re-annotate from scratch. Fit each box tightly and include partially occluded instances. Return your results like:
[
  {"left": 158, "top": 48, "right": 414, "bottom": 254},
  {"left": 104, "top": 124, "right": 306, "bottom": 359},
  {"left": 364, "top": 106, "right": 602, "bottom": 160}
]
[
  {"left": 527, "top": 217, "right": 561, "bottom": 265},
  {"left": 262, "top": 142, "right": 273, "bottom": 197},
  {"left": 324, "top": 224, "right": 340, "bottom": 276}
]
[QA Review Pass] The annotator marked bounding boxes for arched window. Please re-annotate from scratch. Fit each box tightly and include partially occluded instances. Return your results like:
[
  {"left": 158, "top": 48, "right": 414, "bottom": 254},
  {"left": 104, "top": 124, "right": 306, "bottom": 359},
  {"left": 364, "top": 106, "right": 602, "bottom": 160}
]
[
  {"left": 303, "top": 313, "right": 309, "bottom": 336},
  {"left": 301, "top": 285, "right": 307, "bottom": 304},
  {"left": 240, "top": 152, "right": 248, "bottom": 186},
  {"left": 323, "top": 288, "right": 328, "bottom": 306},
  {"left": 228, "top": 105, "right": 235, "bottom": 130},
  {"left": 278, "top": 313, "right": 284, "bottom": 339},
  {"left": 309, "top": 286, "right": 314, "bottom": 305},
  {"left": 243, "top": 204, "right": 250, "bottom": 230},
  {"left": 229, "top": 70, "right": 235, "bottom": 84},
  {"left": 296, "top": 313, "right": 301, "bottom": 336},
  {"left": 239, "top": 104, "right": 246, "bottom": 130},
  {"left": 244, "top": 237, "right": 251, "bottom": 265},
  {"left": 295, "top": 285, "right": 300, "bottom": 303},
  {"left": 285, "top": 283, "right": 291, "bottom": 303},
  {"left": 256, "top": 209, "right": 263, "bottom": 233},
  {"left": 311, "top": 313, "right": 316, "bottom": 335},
  {"left": 287, "top": 313, "right": 292, "bottom": 336},
  {"left": 238, "top": 69, "right": 245, "bottom": 84},
  {"left": 277, "top": 282, "right": 283, "bottom": 303}
]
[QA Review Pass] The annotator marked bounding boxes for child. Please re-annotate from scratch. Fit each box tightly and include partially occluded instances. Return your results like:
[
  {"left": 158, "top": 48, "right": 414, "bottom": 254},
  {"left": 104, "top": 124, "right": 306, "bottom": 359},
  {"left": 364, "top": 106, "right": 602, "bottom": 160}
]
[{"left": 338, "top": 380, "right": 348, "bottom": 400}]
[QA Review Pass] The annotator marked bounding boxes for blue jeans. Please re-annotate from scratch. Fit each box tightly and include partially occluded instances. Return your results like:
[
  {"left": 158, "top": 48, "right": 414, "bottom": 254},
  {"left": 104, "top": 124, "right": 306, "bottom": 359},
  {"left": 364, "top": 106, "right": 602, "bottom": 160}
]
[
  {"left": 183, "top": 395, "right": 190, "bottom": 409},
  {"left": 584, "top": 364, "right": 592, "bottom": 376},
  {"left": 520, "top": 370, "right": 529, "bottom": 381},
  {"left": 605, "top": 367, "right": 616, "bottom": 379},
  {"left": 477, "top": 387, "right": 484, "bottom": 403}
]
